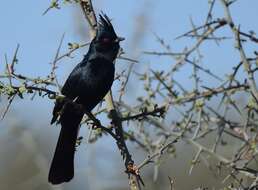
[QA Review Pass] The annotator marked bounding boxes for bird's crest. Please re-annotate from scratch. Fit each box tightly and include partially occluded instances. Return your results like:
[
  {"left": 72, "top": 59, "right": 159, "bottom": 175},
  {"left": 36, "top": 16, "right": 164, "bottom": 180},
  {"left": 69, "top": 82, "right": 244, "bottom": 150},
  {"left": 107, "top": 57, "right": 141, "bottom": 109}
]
[{"left": 97, "top": 13, "right": 117, "bottom": 38}]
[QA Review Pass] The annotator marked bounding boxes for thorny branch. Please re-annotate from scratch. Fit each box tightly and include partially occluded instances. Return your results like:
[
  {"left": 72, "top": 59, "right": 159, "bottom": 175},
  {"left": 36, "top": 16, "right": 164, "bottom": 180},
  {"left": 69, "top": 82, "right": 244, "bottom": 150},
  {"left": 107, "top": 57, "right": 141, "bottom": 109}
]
[{"left": 1, "top": 0, "right": 258, "bottom": 189}]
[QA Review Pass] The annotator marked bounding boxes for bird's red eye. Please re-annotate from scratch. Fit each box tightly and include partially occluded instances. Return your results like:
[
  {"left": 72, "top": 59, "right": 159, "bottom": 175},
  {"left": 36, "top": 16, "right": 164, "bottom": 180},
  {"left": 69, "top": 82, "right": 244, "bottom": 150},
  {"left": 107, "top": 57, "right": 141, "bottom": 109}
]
[{"left": 102, "top": 38, "right": 111, "bottom": 43}]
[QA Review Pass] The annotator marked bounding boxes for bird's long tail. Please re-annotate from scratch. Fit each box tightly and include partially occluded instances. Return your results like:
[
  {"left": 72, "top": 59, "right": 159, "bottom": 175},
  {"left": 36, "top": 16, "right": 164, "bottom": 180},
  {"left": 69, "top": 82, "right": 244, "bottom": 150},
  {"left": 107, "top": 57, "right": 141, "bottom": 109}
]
[{"left": 48, "top": 102, "right": 84, "bottom": 184}]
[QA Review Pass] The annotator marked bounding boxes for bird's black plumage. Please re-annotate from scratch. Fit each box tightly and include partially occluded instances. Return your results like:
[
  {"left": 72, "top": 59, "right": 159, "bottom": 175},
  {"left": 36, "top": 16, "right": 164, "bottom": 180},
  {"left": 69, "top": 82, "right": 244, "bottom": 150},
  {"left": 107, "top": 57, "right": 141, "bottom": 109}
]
[{"left": 48, "top": 14, "right": 123, "bottom": 184}]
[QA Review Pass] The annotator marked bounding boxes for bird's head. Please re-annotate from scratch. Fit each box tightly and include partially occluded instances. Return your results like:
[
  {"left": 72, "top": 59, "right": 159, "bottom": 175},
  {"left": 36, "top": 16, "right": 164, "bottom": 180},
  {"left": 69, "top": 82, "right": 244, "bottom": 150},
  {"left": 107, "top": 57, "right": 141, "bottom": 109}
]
[{"left": 92, "top": 14, "right": 124, "bottom": 61}]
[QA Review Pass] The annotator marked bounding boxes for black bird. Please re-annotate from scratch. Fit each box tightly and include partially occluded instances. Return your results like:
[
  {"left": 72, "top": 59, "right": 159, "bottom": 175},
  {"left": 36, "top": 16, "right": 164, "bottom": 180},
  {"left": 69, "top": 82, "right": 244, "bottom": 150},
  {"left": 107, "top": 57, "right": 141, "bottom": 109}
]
[{"left": 48, "top": 14, "right": 124, "bottom": 184}]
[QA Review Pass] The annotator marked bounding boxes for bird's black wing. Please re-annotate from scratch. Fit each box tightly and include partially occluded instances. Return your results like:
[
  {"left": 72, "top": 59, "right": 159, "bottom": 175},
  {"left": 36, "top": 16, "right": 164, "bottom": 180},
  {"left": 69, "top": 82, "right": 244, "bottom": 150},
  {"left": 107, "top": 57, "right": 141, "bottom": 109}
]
[
  {"left": 74, "top": 56, "right": 115, "bottom": 110},
  {"left": 51, "top": 57, "right": 88, "bottom": 124},
  {"left": 61, "top": 62, "right": 87, "bottom": 99}
]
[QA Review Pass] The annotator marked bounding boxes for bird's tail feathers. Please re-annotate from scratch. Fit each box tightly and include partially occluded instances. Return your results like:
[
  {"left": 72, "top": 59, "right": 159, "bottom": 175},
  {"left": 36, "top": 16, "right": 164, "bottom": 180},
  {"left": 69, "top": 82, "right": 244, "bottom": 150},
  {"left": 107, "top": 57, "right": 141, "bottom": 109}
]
[{"left": 48, "top": 102, "right": 84, "bottom": 184}]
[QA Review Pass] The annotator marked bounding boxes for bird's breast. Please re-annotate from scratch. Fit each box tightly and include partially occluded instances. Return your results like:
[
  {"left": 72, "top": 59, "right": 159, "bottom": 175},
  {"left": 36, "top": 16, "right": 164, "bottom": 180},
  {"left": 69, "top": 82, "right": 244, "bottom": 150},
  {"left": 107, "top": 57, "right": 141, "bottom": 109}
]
[{"left": 80, "top": 59, "right": 115, "bottom": 91}]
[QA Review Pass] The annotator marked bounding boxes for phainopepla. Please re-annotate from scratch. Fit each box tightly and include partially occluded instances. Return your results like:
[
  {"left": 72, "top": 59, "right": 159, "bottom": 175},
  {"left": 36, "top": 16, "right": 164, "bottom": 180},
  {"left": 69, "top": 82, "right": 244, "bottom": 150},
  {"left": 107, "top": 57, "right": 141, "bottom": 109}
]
[{"left": 48, "top": 14, "right": 124, "bottom": 184}]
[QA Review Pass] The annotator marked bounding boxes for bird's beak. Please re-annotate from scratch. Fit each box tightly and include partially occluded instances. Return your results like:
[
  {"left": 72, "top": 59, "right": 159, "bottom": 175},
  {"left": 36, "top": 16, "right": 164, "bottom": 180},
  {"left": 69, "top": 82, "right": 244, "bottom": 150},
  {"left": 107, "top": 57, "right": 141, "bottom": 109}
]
[{"left": 115, "top": 36, "right": 125, "bottom": 42}]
